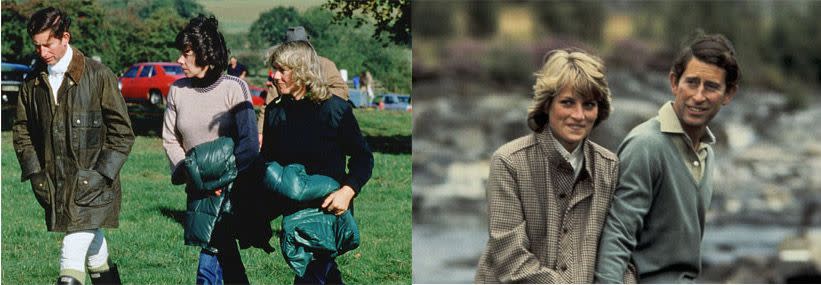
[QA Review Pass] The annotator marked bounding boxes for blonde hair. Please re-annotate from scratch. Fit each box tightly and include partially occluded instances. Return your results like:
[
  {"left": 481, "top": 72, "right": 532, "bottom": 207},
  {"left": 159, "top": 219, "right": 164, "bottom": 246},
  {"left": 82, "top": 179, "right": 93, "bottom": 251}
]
[
  {"left": 527, "top": 48, "right": 612, "bottom": 132},
  {"left": 268, "top": 41, "right": 330, "bottom": 102}
]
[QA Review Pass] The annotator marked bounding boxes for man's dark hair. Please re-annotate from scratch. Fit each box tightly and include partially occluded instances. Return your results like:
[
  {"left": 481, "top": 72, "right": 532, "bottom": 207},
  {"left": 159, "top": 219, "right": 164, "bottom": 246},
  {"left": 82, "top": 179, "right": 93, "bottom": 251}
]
[
  {"left": 27, "top": 7, "right": 71, "bottom": 38},
  {"left": 175, "top": 14, "right": 229, "bottom": 77},
  {"left": 671, "top": 32, "right": 741, "bottom": 92}
]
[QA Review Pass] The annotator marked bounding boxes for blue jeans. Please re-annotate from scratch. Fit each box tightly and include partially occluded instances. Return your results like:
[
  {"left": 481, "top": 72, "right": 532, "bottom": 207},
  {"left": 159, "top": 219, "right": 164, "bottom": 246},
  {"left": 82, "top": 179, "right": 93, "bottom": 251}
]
[
  {"left": 294, "top": 258, "right": 343, "bottom": 285},
  {"left": 196, "top": 227, "right": 249, "bottom": 285},
  {"left": 196, "top": 251, "right": 223, "bottom": 285}
]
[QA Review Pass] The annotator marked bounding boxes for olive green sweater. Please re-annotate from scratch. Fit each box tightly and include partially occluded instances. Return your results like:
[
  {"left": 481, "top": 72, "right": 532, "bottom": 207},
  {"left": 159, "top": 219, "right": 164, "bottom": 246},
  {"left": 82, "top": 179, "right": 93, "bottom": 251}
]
[{"left": 594, "top": 115, "right": 715, "bottom": 283}]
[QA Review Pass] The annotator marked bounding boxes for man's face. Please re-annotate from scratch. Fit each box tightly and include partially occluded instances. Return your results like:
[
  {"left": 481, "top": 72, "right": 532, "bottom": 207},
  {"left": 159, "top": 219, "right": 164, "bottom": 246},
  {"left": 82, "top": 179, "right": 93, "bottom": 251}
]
[
  {"left": 230, "top": 57, "right": 237, "bottom": 66},
  {"left": 31, "top": 29, "right": 69, "bottom": 65},
  {"left": 670, "top": 57, "right": 735, "bottom": 134}
]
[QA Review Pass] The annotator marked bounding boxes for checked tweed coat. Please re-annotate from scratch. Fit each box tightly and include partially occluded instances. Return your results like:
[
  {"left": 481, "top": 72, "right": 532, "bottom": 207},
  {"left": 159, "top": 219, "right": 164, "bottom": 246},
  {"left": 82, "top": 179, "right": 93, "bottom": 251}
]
[{"left": 475, "top": 128, "right": 631, "bottom": 283}]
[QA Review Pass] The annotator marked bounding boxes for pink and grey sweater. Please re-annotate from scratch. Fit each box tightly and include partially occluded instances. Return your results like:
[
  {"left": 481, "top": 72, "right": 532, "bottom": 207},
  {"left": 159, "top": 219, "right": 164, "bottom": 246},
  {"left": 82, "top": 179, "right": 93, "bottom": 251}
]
[{"left": 162, "top": 75, "right": 258, "bottom": 177}]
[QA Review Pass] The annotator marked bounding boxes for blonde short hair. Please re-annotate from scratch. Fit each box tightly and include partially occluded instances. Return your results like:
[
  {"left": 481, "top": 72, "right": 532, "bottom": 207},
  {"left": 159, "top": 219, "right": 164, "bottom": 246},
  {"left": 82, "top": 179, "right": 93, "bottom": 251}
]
[
  {"left": 527, "top": 48, "right": 612, "bottom": 132},
  {"left": 268, "top": 41, "right": 330, "bottom": 102}
]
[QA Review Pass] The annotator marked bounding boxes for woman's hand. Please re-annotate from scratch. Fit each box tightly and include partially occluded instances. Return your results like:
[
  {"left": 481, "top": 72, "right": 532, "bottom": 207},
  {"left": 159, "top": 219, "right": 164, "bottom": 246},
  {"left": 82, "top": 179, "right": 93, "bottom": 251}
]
[{"left": 321, "top": 186, "right": 356, "bottom": 216}]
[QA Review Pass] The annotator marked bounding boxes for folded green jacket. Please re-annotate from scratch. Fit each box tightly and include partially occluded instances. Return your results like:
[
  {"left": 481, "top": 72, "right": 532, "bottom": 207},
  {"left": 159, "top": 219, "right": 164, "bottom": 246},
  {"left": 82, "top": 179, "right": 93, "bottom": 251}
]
[
  {"left": 182, "top": 137, "right": 237, "bottom": 250},
  {"left": 262, "top": 161, "right": 360, "bottom": 277}
]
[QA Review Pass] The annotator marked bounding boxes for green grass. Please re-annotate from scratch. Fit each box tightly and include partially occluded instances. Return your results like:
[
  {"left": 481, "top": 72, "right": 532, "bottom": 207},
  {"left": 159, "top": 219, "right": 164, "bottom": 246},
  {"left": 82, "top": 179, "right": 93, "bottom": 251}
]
[
  {"left": 1, "top": 110, "right": 411, "bottom": 284},
  {"left": 198, "top": 0, "right": 328, "bottom": 34}
]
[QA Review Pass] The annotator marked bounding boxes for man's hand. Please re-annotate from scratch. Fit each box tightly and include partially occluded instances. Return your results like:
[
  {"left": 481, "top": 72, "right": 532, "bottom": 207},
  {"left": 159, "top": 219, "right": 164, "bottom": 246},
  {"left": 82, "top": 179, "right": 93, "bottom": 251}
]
[{"left": 321, "top": 186, "right": 356, "bottom": 216}]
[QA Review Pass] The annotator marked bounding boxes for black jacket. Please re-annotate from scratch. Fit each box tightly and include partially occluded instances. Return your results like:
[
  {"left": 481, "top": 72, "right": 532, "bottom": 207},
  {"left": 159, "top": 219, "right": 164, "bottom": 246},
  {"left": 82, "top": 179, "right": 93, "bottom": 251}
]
[{"left": 260, "top": 95, "right": 373, "bottom": 193}]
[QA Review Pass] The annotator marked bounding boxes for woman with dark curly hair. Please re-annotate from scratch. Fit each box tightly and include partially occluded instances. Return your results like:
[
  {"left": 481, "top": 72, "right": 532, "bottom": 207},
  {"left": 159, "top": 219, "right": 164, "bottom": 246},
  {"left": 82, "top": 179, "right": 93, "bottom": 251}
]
[
  {"left": 261, "top": 40, "right": 374, "bottom": 284},
  {"left": 162, "top": 15, "right": 258, "bottom": 285}
]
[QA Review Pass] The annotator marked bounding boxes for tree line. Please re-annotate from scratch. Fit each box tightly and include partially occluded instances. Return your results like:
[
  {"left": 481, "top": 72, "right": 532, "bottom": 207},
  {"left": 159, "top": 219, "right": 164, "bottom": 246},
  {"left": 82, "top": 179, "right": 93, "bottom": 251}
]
[
  {"left": 2, "top": 0, "right": 411, "bottom": 94},
  {"left": 414, "top": 1, "right": 821, "bottom": 108}
]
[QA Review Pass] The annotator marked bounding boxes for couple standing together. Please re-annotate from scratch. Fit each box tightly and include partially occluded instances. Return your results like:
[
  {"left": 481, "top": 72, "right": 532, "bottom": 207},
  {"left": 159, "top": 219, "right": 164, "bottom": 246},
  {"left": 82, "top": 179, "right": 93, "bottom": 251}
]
[
  {"left": 475, "top": 33, "right": 740, "bottom": 283},
  {"left": 13, "top": 7, "right": 373, "bottom": 285}
]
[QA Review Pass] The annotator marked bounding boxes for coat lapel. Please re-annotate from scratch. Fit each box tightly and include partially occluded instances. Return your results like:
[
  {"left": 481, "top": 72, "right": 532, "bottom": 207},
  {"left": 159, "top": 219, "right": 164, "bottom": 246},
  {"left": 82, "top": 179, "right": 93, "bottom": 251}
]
[{"left": 65, "top": 50, "right": 85, "bottom": 84}]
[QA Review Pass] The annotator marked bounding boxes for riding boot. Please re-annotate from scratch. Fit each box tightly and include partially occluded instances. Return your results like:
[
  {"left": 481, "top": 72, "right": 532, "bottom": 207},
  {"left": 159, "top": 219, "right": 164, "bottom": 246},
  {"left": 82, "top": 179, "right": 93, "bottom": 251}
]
[
  {"left": 89, "top": 264, "right": 121, "bottom": 285},
  {"left": 55, "top": 276, "right": 82, "bottom": 285}
]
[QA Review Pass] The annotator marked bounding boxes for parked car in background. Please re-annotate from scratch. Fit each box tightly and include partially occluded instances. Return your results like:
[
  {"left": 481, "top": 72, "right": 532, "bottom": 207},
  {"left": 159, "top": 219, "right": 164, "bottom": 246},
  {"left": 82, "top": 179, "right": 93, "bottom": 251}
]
[
  {"left": 1, "top": 62, "right": 31, "bottom": 130},
  {"left": 376, "top": 94, "right": 411, "bottom": 111},
  {"left": 348, "top": 89, "right": 370, "bottom": 108},
  {"left": 119, "top": 62, "right": 184, "bottom": 106},
  {"left": 247, "top": 84, "right": 267, "bottom": 107}
]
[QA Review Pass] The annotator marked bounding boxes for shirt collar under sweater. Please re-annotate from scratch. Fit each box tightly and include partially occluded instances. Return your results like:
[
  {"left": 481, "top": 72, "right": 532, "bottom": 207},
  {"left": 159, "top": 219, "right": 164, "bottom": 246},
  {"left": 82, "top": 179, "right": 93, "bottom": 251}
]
[
  {"left": 658, "top": 101, "right": 716, "bottom": 147},
  {"left": 539, "top": 127, "right": 588, "bottom": 181}
]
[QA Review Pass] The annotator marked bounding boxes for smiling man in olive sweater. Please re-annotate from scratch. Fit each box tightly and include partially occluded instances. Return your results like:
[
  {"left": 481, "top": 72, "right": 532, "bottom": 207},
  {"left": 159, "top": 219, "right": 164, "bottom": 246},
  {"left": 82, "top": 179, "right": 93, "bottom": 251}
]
[{"left": 594, "top": 33, "right": 740, "bottom": 283}]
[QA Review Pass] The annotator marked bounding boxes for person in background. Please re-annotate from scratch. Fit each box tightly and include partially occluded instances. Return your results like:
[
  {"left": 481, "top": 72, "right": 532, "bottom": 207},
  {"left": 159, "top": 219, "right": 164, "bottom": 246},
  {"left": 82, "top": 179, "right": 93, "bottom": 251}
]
[
  {"left": 257, "top": 26, "right": 348, "bottom": 135},
  {"left": 261, "top": 40, "right": 373, "bottom": 284},
  {"left": 227, "top": 55, "right": 247, "bottom": 80},
  {"left": 162, "top": 15, "right": 258, "bottom": 285},
  {"left": 14, "top": 7, "right": 134, "bottom": 285},
  {"left": 475, "top": 49, "right": 628, "bottom": 283},
  {"left": 595, "top": 33, "right": 740, "bottom": 283},
  {"left": 361, "top": 70, "right": 374, "bottom": 104}
]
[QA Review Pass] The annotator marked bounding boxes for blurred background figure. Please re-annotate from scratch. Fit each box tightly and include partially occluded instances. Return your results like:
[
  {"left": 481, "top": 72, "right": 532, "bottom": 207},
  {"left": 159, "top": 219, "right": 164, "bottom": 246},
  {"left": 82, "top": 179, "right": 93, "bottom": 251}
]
[
  {"left": 412, "top": 1, "right": 821, "bottom": 283},
  {"left": 361, "top": 70, "right": 374, "bottom": 103},
  {"left": 227, "top": 55, "right": 248, "bottom": 80}
]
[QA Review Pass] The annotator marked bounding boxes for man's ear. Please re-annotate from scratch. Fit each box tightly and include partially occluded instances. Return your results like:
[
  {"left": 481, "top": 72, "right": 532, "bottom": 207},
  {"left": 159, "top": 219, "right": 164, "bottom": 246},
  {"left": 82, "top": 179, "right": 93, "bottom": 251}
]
[
  {"left": 60, "top": 32, "right": 71, "bottom": 45},
  {"left": 722, "top": 86, "right": 737, "bottom": 105},
  {"left": 668, "top": 72, "right": 679, "bottom": 93}
]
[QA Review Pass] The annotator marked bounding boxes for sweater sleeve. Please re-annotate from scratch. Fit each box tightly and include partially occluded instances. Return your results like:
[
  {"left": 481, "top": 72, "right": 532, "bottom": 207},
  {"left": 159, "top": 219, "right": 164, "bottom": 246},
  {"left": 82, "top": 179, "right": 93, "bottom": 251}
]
[
  {"left": 229, "top": 80, "right": 260, "bottom": 173},
  {"left": 595, "top": 134, "right": 660, "bottom": 283},
  {"left": 337, "top": 103, "right": 373, "bottom": 194},
  {"left": 162, "top": 85, "right": 188, "bottom": 184}
]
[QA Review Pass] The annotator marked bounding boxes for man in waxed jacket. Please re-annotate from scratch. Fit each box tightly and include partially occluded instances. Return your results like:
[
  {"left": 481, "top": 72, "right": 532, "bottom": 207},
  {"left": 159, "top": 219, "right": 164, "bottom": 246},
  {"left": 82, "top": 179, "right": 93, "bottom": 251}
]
[{"left": 13, "top": 7, "right": 134, "bottom": 285}]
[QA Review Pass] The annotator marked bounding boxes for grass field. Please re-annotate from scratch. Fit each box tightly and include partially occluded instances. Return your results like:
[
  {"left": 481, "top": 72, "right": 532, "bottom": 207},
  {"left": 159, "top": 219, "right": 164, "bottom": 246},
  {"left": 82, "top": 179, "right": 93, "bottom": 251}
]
[
  {"left": 198, "top": 0, "right": 327, "bottom": 34},
  {"left": 1, "top": 110, "right": 411, "bottom": 284}
]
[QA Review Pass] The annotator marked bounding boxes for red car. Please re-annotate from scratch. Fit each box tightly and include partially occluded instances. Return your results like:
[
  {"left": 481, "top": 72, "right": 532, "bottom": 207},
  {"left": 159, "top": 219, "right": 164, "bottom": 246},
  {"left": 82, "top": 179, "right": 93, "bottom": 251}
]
[
  {"left": 119, "top": 62, "right": 185, "bottom": 106},
  {"left": 248, "top": 84, "right": 267, "bottom": 107}
]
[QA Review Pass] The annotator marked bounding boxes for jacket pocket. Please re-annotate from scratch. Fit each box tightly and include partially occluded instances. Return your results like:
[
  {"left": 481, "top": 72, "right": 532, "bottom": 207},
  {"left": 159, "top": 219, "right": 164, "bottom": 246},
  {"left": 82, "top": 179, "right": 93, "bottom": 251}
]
[
  {"left": 71, "top": 111, "right": 103, "bottom": 150},
  {"left": 74, "top": 169, "right": 112, "bottom": 206},
  {"left": 29, "top": 172, "right": 52, "bottom": 209}
]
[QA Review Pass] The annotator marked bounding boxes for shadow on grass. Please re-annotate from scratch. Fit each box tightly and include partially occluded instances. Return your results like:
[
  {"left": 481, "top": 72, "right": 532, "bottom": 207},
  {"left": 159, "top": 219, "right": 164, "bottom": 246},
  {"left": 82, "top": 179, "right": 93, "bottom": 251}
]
[
  {"left": 365, "top": 135, "right": 411, "bottom": 154},
  {"left": 159, "top": 207, "right": 185, "bottom": 226}
]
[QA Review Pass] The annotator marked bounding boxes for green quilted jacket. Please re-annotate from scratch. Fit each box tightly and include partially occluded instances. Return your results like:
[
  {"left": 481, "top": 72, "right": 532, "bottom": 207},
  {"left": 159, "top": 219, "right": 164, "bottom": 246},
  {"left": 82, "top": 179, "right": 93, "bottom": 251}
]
[
  {"left": 262, "top": 161, "right": 360, "bottom": 277},
  {"left": 181, "top": 137, "right": 237, "bottom": 250}
]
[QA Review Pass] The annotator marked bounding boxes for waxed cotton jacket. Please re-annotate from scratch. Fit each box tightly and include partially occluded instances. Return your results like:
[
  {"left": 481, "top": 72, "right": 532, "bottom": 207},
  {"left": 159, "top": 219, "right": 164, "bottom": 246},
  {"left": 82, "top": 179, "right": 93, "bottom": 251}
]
[
  {"left": 180, "top": 137, "right": 237, "bottom": 250},
  {"left": 262, "top": 161, "right": 360, "bottom": 277},
  {"left": 13, "top": 49, "right": 134, "bottom": 232}
]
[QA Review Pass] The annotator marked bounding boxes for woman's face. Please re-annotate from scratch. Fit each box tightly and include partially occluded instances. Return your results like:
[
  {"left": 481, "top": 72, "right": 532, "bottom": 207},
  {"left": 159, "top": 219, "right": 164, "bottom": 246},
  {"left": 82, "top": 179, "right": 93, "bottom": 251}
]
[
  {"left": 546, "top": 85, "right": 599, "bottom": 151},
  {"left": 176, "top": 50, "right": 208, "bottom": 78},
  {"left": 273, "top": 64, "right": 304, "bottom": 97}
]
